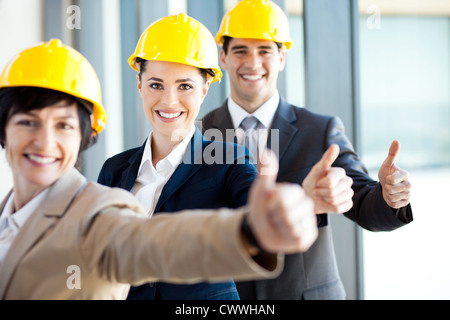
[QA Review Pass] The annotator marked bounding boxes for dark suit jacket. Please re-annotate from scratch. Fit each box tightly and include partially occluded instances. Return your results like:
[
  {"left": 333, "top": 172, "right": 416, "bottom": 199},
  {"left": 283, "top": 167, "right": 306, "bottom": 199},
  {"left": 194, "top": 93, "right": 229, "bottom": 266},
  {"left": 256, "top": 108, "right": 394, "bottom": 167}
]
[
  {"left": 201, "top": 98, "right": 413, "bottom": 299},
  {"left": 98, "top": 128, "right": 258, "bottom": 299}
]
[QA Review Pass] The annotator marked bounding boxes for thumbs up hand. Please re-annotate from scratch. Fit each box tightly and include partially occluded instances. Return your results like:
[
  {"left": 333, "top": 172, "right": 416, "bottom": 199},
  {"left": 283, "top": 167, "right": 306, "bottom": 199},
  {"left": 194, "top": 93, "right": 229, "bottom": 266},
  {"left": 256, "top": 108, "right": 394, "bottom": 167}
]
[
  {"left": 247, "top": 149, "right": 317, "bottom": 254},
  {"left": 302, "top": 144, "right": 354, "bottom": 214},
  {"left": 378, "top": 140, "right": 411, "bottom": 209}
]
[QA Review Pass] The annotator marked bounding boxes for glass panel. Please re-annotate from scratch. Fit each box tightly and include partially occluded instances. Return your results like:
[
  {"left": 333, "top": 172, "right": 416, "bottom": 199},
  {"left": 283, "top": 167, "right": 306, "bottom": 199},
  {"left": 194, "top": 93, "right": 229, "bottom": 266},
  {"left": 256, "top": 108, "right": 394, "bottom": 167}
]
[
  {"left": 169, "top": 0, "right": 188, "bottom": 14},
  {"left": 359, "top": 0, "right": 450, "bottom": 299},
  {"left": 285, "top": 0, "right": 305, "bottom": 107}
]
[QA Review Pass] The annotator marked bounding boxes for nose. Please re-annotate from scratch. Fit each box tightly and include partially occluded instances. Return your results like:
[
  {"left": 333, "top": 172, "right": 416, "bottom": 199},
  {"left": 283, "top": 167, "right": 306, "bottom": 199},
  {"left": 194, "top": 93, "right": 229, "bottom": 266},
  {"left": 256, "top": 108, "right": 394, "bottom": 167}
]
[
  {"left": 245, "top": 51, "right": 263, "bottom": 70},
  {"left": 160, "top": 86, "right": 179, "bottom": 108},
  {"left": 33, "top": 125, "right": 56, "bottom": 150}
]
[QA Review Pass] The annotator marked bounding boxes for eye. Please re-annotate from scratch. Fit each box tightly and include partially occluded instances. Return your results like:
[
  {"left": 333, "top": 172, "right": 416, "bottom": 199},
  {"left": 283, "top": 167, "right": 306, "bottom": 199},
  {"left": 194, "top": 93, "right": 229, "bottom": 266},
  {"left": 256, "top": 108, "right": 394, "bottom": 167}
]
[
  {"left": 17, "top": 119, "right": 37, "bottom": 127},
  {"left": 149, "top": 82, "right": 163, "bottom": 90},
  {"left": 259, "top": 50, "right": 272, "bottom": 55},
  {"left": 179, "top": 83, "right": 193, "bottom": 90},
  {"left": 58, "top": 122, "right": 75, "bottom": 130}
]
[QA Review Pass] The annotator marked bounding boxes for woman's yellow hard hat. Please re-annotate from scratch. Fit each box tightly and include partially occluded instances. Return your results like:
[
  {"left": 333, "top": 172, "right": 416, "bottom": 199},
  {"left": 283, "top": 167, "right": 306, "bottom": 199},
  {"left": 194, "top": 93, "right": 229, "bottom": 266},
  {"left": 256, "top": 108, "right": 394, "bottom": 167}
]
[
  {"left": 0, "top": 39, "right": 106, "bottom": 134},
  {"left": 128, "top": 13, "right": 222, "bottom": 83},
  {"left": 216, "top": 0, "right": 293, "bottom": 49}
]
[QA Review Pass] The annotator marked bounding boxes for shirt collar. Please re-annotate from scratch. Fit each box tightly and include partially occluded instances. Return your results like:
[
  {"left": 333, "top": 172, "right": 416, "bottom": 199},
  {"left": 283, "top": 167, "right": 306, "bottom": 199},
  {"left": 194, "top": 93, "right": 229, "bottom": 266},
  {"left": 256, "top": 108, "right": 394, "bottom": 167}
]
[
  {"left": 227, "top": 91, "right": 280, "bottom": 129},
  {"left": 0, "top": 189, "right": 49, "bottom": 232},
  {"left": 137, "top": 124, "right": 196, "bottom": 178}
]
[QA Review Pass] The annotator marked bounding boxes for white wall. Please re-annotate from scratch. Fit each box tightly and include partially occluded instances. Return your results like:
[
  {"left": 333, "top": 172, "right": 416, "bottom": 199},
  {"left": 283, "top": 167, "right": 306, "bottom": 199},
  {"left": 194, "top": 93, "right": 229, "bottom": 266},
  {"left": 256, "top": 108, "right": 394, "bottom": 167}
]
[{"left": 0, "top": 0, "right": 43, "bottom": 199}]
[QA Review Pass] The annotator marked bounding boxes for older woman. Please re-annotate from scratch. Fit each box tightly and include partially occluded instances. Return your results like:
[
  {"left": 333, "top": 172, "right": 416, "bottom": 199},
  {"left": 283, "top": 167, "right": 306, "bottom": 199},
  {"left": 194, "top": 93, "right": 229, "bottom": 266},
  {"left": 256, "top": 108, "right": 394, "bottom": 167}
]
[{"left": 0, "top": 39, "right": 317, "bottom": 299}]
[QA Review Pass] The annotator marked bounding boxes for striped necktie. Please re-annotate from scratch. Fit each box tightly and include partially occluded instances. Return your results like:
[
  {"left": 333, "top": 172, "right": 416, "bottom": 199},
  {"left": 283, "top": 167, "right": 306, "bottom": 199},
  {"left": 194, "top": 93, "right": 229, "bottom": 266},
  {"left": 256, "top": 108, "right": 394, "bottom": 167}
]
[{"left": 239, "top": 116, "right": 260, "bottom": 158}]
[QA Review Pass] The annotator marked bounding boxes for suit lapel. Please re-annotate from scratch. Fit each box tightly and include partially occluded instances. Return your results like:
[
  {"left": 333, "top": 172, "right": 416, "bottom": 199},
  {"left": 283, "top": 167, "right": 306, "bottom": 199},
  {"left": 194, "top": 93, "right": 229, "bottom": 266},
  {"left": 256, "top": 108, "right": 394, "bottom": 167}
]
[
  {"left": 153, "top": 129, "right": 204, "bottom": 213},
  {"left": 204, "top": 100, "right": 238, "bottom": 144},
  {"left": 0, "top": 190, "right": 12, "bottom": 218},
  {"left": 0, "top": 169, "right": 86, "bottom": 298},
  {"left": 267, "top": 98, "right": 298, "bottom": 161},
  {"left": 120, "top": 142, "right": 146, "bottom": 191}
]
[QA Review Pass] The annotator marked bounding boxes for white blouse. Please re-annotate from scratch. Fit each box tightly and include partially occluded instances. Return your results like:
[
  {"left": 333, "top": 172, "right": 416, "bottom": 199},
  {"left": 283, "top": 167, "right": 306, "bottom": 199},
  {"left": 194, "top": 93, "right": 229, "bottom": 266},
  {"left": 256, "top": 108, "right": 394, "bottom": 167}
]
[{"left": 131, "top": 125, "right": 195, "bottom": 217}]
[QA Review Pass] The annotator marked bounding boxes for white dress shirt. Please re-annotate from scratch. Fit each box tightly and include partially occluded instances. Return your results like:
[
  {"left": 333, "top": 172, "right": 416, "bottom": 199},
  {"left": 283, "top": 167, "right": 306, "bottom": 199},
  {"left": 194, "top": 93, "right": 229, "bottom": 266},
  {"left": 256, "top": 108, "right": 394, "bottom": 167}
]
[
  {"left": 227, "top": 91, "right": 280, "bottom": 131},
  {"left": 0, "top": 189, "right": 48, "bottom": 267},
  {"left": 131, "top": 125, "right": 196, "bottom": 217},
  {"left": 228, "top": 91, "right": 280, "bottom": 155}
]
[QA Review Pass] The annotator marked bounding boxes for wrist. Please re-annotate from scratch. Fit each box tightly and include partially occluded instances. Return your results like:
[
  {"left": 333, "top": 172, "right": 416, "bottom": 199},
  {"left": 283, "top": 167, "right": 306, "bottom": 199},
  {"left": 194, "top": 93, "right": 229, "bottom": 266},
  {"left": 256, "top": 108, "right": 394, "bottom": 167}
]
[{"left": 241, "top": 214, "right": 269, "bottom": 256}]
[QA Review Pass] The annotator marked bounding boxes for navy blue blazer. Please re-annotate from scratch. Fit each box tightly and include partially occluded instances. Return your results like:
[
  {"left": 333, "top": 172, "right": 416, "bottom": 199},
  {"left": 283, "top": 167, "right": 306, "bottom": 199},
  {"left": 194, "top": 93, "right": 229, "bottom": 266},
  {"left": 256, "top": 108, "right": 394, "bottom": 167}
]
[
  {"left": 97, "top": 128, "right": 258, "bottom": 300},
  {"left": 201, "top": 98, "right": 413, "bottom": 299}
]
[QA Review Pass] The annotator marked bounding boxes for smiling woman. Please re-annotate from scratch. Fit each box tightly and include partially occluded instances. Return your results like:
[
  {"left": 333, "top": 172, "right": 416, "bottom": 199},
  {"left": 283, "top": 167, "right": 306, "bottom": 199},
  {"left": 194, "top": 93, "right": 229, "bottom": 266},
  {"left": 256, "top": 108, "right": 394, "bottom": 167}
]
[
  {"left": 97, "top": 13, "right": 260, "bottom": 300},
  {"left": 137, "top": 60, "right": 210, "bottom": 153},
  {"left": 0, "top": 90, "right": 85, "bottom": 208},
  {"left": 0, "top": 87, "right": 93, "bottom": 151}
]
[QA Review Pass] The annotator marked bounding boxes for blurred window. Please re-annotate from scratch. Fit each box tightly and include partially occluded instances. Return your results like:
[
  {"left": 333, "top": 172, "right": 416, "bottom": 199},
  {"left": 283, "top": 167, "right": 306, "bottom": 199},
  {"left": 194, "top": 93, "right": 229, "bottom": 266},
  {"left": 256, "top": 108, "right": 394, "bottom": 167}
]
[{"left": 359, "top": 0, "right": 450, "bottom": 299}]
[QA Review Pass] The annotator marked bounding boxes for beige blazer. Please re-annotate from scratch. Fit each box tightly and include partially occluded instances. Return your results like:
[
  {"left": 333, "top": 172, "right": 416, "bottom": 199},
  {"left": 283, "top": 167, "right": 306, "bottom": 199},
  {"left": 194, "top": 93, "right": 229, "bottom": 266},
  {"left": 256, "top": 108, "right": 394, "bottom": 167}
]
[{"left": 0, "top": 169, "right": 282, "bottom": 299}]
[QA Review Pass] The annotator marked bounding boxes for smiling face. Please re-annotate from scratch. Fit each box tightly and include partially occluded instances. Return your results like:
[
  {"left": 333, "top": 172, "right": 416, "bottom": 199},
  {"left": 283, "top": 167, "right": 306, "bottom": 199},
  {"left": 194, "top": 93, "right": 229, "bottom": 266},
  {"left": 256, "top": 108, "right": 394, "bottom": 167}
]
[
  {"left": 4, "top": 102, "right": 82, "bottom": 193},
  {"left": 220, "top": 37, "right": 286, "bottom": 113},
  {"left": 137, "top": 60, "right": 211, "bottom": 144}
]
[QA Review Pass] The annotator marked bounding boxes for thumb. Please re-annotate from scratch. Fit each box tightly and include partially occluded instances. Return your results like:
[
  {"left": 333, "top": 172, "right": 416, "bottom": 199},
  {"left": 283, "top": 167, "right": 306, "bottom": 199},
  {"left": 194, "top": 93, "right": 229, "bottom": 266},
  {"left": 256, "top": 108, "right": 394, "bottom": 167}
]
[
  {"left": 382, "top": 140, "right": 400, "bottom": 168},
  {"left": 319, "top": 144, "right": 340, "bottom": 171},
  {"left": 256, "top": 149, "right": 279, "bottom": 189},
  {"left": 311, "top": 144, "right": 340, "bottom": 178}
]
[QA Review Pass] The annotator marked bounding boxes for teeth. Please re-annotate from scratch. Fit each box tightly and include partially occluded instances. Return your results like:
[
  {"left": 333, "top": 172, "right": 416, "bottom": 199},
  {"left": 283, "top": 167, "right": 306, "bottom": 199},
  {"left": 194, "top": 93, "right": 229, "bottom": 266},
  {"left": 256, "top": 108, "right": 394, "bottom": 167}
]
[
  {"left": 27, "top": 154, "right": 56, "bottom": 164},
  {"left": 158, "top": 111, "right": 182, "bottom": 119},
  {"left": 242, "top": 74, "right": 262, "bottom": 81}
]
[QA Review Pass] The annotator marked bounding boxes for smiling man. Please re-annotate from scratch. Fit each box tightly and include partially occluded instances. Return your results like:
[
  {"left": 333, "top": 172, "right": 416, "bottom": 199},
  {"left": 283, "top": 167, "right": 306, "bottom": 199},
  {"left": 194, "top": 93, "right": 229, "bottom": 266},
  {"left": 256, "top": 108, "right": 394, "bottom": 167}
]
[
  {"left": 221, "top": 37, "right": 285, "bottom": 114},
  {"left": 201, "top": 0, "right": 413, "bottom": 300}
]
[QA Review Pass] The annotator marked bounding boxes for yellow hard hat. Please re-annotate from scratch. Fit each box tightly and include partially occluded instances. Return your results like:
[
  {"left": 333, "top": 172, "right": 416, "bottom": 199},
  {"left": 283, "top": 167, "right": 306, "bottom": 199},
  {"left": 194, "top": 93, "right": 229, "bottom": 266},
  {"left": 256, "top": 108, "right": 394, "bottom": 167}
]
[
  {"left": 0, "top": 39, "right": 106, "bottom": 134},
  {"left": 216, "top": 0, "right": 293, "bottom": 49},
  {"left": 128, "top": 13, "right": 222, "bottom": 83}
]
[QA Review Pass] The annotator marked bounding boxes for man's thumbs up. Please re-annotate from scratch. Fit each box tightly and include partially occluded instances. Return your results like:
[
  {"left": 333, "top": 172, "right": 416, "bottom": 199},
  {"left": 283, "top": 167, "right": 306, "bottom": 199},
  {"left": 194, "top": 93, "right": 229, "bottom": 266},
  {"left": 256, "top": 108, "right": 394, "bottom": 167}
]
[
  {"left": 378, "top": 140, "right": 411, "bottom": 209},
  {"left": 380, "top": 140, "right": 400, "bottom": 173},
  {"left": 302, "top": 144, "right": 354, "bottom": 214},
  {"left": 308, "top": 144, "right": 340, "bottom": 181}
]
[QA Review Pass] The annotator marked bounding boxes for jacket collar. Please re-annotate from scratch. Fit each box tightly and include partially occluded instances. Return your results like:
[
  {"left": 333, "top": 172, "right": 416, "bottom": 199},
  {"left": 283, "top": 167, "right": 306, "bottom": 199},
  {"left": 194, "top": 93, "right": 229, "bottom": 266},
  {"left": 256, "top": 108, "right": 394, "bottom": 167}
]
[
  {"left": 0, "top": 169, "right": 87, "bottom": 298},
  {"left": 119, "top": 143, "right": 146, "bottom": 191},
  {"left": 204, "top": 99, "right": 235, "bottom": 137}
]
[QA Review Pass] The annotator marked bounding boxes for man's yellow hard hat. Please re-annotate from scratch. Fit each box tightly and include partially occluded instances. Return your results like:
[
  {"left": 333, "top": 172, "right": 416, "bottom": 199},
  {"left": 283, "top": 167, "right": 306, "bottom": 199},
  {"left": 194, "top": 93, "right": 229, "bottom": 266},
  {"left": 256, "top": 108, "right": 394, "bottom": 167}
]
[
  {"left": 128, "top": 13, "right": 222, "bottom": 83},
  {"left": 216, "top": 0, "right": 293, "bottom": 49},
  {"left": 0, "top": 39, "right": 106, "bottom": 134}
]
